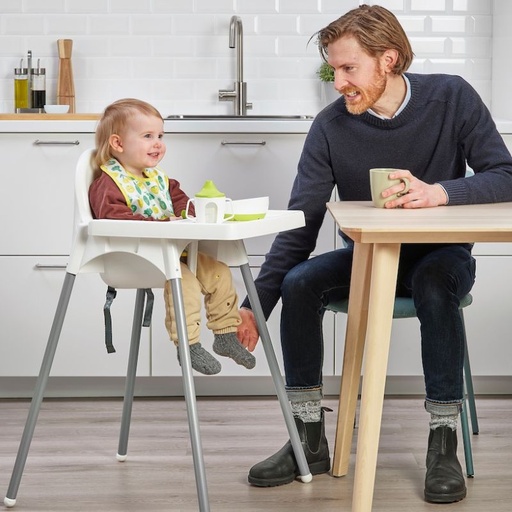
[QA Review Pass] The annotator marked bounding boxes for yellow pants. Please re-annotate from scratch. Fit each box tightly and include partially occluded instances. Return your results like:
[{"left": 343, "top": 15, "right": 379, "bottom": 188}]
[{"left": 164, "top": 252, "right": 241, "bottom": 345}]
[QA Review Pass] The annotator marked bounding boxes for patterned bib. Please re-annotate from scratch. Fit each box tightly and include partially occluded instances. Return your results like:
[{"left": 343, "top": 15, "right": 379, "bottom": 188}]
[{"left": 101, "top": 159, "right": 174, "bottom": 219}]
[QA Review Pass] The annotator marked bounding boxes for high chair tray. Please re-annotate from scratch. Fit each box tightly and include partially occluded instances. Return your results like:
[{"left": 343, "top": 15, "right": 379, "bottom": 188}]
[{"left": 88, "top": 210, "right": 305, "bottom": 241}]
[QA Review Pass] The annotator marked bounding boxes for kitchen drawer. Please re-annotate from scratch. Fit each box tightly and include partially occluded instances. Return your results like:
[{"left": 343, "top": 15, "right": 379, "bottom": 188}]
[
  {"left": 0, "top": 255, "right": 150, "bottom": 377},
  {"left": 0, "top": 133, "right": 94, "bottom": 255}
]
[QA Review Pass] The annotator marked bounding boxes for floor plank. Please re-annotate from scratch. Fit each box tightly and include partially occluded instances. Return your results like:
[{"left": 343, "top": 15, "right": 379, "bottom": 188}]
[{"left": 1, "top": 396, "right": 511, "bottom": 511}]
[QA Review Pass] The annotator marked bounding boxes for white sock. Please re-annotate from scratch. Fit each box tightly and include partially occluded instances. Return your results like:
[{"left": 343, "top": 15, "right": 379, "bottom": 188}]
[
  {"left": 290, "top": 400, "right": 322, "bottom": 423},
  {"left": 430, "top": 413, "right": 458, "bottom": 431}
]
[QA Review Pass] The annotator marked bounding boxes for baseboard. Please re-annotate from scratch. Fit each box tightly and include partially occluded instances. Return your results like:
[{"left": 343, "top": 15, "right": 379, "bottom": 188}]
[{"left": 1, "top": 375, "right": 511, "bottom": 399}]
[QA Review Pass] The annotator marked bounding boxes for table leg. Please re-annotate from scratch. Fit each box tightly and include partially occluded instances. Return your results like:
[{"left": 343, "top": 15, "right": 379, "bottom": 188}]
[
  {"left": 352, "top": 242, "right": 400, "bottom": 512},
  {"left": 332, "top": 242, "right": 373, "bottom": 477},
  {"left": 239, "top": 263, "right": 312, "bottom": 483},
  {"left": 170, "top": 278, "right": 210, "bottom": 512}
]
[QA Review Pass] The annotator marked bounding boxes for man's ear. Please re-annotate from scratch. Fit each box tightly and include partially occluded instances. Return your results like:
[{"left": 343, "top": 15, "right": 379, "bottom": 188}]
[
  {"left": 382, "top": 49, "right": 398, "bottom": 73},
  {"left": 109, "top": 134, "right": 123, "bottom": 153}
]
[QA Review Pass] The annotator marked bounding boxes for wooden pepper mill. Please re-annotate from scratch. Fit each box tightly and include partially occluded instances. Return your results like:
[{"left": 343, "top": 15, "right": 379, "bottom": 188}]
[{"left": 57, "top": 39, "right": 75, "bottom": 113}]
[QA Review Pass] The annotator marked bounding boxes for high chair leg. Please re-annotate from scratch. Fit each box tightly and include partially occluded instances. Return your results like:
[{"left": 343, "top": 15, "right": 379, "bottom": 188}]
[
  {"left": 117, "top": 288, "right": 146, "bottom": 461},
  {"left": 171, "top": 277, "right": 210, "bottom": 512},
  {"left": 4, "top": 272, "right": 76, "bottom": 508},
  {"left": 239, "top": 263, "right": 312, "bottom": 483}
]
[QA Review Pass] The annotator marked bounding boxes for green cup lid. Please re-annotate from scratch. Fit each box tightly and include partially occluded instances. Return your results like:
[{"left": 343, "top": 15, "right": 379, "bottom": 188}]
[{"left": 195, "top": 180, "right": 225, "bottom": 198}]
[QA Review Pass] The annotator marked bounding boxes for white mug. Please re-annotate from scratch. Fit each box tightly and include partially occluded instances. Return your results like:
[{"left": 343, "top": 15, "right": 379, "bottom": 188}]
[{"left": 185, "top": 196, "right": 234, "bottom": 223}]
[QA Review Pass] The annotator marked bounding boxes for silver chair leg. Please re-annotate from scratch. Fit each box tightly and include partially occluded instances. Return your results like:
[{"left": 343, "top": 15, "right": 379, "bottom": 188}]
[
  {"left": 239, "top": 263, "right": 312, "bottom": 483},
  {"left": 4, "top": 273, "right": 76, "bottom": 508},
  {"left": 170, "top": 278, "right": 210, "bottom": 512},
  {"left": 117, "top": 289, "right": 146, "bottom": 461}
]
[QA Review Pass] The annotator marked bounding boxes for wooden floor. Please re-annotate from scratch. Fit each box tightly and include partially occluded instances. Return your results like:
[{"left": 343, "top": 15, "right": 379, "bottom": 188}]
[{"left": 1, "top": 395, "right": 511, "bottom": 511}]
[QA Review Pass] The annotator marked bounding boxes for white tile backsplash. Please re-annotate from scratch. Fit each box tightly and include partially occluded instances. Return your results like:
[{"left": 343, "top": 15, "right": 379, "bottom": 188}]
[{"left": 0, "top": 0, "right": 504, "bottom": 118}]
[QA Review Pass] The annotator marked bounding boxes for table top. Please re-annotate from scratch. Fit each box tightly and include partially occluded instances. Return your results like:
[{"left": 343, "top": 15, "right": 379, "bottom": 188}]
[
  {"left": 327, "top": 201, "right": 512, "bottom": 244},
  {"left": 88, "top": 210, "right": 305, "bottom": 241}
]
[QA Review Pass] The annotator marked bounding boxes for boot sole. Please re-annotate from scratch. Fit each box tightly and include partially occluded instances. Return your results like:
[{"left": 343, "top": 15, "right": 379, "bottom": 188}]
[
  {"left": 248, "top": 458, "right": 331, "bottom": 487},
  {"left": 424, "top": 488, "right": 467, "bottom": 503}
]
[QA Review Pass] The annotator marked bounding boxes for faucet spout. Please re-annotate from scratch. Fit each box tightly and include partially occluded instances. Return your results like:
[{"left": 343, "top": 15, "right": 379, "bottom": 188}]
[
  {"left": 229, "top": 16, "right": 243, "bottom": 83},
  {"left": 218, "top": 15, "right": 252, "bottom": 116}
]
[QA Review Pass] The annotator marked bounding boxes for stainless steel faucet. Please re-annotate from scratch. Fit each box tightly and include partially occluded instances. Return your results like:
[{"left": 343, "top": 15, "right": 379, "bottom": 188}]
[{"left": 218, "top": 15, "right": 253, "bottom": 116}]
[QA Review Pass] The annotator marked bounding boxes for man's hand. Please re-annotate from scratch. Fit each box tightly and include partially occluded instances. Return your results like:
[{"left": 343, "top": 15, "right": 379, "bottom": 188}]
[
  {"left": 382, "top": 170, "right": 448, "bottom": 209},
  {"left": 237, "top": 308, "right": 260, "bottom": 352}
]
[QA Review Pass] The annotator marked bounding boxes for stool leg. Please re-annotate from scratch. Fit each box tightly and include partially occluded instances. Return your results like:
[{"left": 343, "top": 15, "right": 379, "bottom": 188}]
[
  {"left": 460, "top": 397, "right": 474, "bottom": 477},
  {"left": 170, "top": 278, "right": 210, "bottom": 512},
  {"left": 239, "top": 263, "right": 312, "bottom": 483},
  {"left": 460, "top": 312, "right": 479, "bottom": 435},
  {"left": 4, "top": 273, "right": 76, "bottom": 508},
  {"left": 117, "top": 289, "right": 146, "bottom": 461}
]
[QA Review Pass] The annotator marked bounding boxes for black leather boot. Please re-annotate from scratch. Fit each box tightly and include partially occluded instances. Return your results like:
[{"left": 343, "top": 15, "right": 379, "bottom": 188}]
[
  {"left": 248, "top": 411, "right": 330, "bottom": 487},
  {"left": 424, "top": 426, "right": 467, "bottom": 503}
]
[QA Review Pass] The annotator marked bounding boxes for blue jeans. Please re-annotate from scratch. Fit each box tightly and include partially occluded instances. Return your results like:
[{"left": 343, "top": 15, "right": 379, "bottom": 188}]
[{"left": 280, "top": 243, "right": 476, "bottom": 411}]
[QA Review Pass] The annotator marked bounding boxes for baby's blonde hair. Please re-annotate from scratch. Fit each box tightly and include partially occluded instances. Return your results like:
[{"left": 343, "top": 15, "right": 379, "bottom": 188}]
[{"left": 92, "top": 98, "right": 163, "bottom": 179}]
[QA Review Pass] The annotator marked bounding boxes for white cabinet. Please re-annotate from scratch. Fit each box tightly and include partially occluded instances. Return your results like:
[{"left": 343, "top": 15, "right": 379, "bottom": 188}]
[
  {"left": 0, "top": 133, "right": 150, "bottom": 378},
  {"left": 463, "top": 256, "right": 512, "bottom": 376},
  {"left": 161, "top": 132, "right": 334, "bottom": 256},
  {"left": 0, "top": 256, "right": 151, "bottom": 377},
  {"left": 151, "top": 256, "right": 335, "bottom": 379},
  {"left": 1, "top": 127, "right": 335, "bottom": 384},
  {"left": 154, "top": 132, "right": 337, "bottom": 377}
]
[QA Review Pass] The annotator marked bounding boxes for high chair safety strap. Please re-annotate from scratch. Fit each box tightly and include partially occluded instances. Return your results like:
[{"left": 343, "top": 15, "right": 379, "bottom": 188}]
[
  {"left": 103, "top": 286, "right": 117, "bottom": 354},
  {"left": 102, "top": 287, "right": 155, "bottom": 353},
  {"left": 142, "top": 289, "right": 154, "bottom": 327}
]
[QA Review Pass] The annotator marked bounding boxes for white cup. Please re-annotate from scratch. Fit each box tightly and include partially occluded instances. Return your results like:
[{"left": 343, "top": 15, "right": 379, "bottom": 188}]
[{"left": 185, "top": 196, "right": 234, "bottom": 223}]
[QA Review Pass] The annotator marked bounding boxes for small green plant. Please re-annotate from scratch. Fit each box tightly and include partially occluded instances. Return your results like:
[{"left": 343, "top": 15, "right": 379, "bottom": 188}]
[{"left": 317, "top": 61, "right": 334, "bottom": 82}]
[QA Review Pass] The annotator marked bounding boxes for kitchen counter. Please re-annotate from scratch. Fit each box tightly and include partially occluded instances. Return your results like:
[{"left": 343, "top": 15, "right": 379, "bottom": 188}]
[
  {"left": 0, "top": 114, "right": 314, "bottom": 134},
  {"left": 1, "top": 114, "right": 511, "bottom": 135}
]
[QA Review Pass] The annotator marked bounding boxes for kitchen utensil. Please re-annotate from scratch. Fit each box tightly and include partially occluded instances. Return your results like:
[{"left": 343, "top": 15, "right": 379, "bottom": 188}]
[{"left": 57, "top": 39, "right": 75, "bottom": 113}]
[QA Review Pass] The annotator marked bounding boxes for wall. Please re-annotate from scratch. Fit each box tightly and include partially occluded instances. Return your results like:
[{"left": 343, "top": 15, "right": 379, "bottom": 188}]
[{"left": 0, "top": 0, "right": 497, "bottom": 117}]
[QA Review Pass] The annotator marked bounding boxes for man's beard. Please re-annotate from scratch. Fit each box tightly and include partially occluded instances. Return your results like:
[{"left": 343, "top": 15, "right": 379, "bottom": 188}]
[{"left": 342, "top": 66, "right": 387, "bottom": 115}]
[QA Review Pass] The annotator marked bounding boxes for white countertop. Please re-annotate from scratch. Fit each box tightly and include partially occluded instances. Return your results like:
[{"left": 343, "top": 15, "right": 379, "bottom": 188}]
[
  {"left": 1, "top": 116, "right": 511, "bottom": 135},
  {"left": 0, "top": 115, "right": 314, "bottom": 134}
]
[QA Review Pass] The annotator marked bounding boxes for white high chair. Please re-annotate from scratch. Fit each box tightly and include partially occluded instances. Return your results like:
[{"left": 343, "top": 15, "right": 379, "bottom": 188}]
[{"left": 4, "top": 148, "right": 311, "bottom": 511}]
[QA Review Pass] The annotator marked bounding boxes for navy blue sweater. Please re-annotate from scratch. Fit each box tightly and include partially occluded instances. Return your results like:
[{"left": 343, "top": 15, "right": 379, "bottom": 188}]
[{"left": 243, "top": 73, "right": 512, "bottom": 318}]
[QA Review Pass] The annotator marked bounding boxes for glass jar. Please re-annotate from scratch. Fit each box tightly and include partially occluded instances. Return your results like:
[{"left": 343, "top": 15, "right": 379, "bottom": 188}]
[
  {"left": 31, "top": 68, "right": 46, "bottom": 109},
  {"left": 14, "top": 67, "right": 29, "bottom": 111}
]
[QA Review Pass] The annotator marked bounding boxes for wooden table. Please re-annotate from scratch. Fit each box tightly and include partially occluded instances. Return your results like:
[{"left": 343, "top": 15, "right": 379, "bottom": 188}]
[{"left": 326, "top": 200, "right": 512, "bottom": 512}]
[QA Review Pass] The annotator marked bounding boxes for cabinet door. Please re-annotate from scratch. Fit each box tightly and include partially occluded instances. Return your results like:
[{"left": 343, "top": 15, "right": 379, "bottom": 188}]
[
  {"left": 0, "top": 133, "right": 94, "bottom": 255},
  {"left": 0, "top": 256, "right": 150, "bottom": 377},
  {"left": 464, "top": 255, "right": 512, "bottom": 375},
  {"left": 150, "top": 256, "right": 335, "bottom": 378},
  {"left": 162, "top": 133, "right": 335, "bottom": 257}
]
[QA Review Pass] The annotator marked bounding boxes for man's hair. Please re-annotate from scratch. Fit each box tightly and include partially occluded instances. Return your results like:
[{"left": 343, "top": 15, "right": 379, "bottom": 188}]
[
  {"left": 93, "top": 98, "right": 163, "bottom": 175},
  {"left": 316, "top": 4, "right": 414, "bottom": 75}
]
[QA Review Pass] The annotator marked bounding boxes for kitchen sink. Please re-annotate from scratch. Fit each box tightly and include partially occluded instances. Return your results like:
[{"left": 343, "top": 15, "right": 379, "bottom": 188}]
[{"left": 165, "top": 114, "right": 314, "bottom": 120}]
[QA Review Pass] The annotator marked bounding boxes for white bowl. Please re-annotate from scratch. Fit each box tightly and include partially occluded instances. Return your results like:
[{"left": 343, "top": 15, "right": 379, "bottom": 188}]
[
  {"left": 44, "top": 104, "right": 70, "bottom": 114},
  {"left": 231, "top": 196, "right": 269, "bottom": 221}
]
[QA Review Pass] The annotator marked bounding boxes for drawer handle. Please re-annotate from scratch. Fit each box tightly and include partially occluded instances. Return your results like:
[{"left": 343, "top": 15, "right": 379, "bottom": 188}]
[
  {"left": 221, "top": 140, "right": 266, "bottom": 146},
  {"left": 34, "top": 264, "right": 67, "bottom": 270},
  {"left": 34, "top": 140, "right": 80, "bottom": 146}
]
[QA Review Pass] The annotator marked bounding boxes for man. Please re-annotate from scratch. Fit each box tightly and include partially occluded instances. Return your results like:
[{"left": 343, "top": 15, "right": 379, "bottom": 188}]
[{"left": 237, "top": 4, "right": 512, "bottom": 504}]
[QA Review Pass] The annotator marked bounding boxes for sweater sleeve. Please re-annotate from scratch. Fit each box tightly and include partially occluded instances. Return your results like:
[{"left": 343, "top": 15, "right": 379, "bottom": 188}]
[
  {"left": 169, "top": 178, "right": 193, "bottom": 217},
  {"left": 437, "top": 78, "right": 512, "bottom": 205}
]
